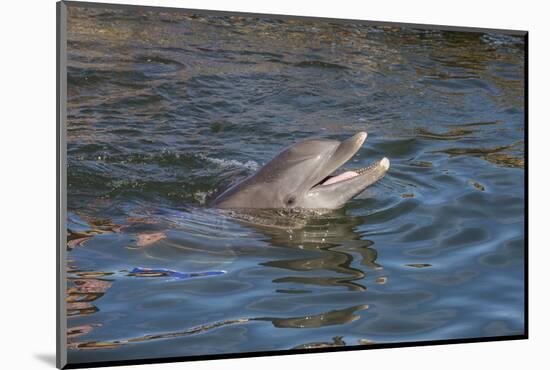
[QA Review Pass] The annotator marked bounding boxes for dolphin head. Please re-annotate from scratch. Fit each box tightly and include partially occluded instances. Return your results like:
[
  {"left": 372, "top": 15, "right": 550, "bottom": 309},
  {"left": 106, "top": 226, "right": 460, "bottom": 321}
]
[{"left": 212, "top": 132, "right": 390, "bottom": 210}]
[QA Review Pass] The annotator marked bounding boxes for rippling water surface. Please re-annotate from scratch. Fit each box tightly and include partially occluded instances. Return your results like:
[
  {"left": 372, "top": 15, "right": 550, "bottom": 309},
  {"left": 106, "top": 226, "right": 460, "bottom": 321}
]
[{"left": 65, "top": 5, "right": 525, "bottom": 364}]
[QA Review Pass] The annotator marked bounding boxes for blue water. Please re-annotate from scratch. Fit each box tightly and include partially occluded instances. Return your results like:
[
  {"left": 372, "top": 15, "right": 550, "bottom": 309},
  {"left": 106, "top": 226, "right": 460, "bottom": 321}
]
[{"left": 64, "top": 5, "right": 525, "bottom": 365}]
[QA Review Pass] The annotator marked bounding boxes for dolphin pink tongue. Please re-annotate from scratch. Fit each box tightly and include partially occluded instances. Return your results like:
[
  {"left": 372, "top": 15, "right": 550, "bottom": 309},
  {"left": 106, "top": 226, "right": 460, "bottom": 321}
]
[{"left": 321, "top": 171, "right": 358, "bottom": 186}]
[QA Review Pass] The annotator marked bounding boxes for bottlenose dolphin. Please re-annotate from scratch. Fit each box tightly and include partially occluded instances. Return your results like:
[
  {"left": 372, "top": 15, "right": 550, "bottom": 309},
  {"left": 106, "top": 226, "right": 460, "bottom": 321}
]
[{"left": 212, "top": 132, "right": 390, "bottom": 209}]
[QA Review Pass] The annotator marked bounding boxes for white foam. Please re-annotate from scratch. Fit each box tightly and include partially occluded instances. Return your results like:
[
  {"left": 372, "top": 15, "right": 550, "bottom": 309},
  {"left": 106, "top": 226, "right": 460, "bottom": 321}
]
[{"left": 198, "top": 154, "right": 259, "bottom": 171}]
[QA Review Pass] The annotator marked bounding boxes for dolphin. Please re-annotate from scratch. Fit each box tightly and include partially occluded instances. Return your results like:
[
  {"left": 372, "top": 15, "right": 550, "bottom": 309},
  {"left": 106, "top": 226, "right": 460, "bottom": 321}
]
[{"left": 212, "top": 132, "right": 390, "bottom": 210}]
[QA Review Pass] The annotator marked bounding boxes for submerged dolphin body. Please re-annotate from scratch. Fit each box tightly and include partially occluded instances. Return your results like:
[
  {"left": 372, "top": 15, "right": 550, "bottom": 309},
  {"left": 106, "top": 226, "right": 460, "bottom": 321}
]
[{"left": 212, "top": 132, "right": 390, "bottom": 210}]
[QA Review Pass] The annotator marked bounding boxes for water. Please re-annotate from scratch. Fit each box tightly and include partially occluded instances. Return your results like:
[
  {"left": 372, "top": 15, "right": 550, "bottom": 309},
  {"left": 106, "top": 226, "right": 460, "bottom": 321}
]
[{"left": 65, "top": 5, "right": 525, "bottom": 365}]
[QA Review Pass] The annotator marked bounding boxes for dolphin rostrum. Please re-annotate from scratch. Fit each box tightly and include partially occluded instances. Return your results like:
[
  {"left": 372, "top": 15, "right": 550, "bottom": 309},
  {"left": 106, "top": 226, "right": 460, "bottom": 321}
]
[{"left": 212, "top": 132, "right": 390, "bottom": 210}]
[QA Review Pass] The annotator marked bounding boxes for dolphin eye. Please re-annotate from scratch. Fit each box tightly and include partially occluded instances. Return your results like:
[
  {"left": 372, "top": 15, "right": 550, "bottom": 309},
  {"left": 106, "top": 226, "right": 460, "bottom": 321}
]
[{"left": 286, "top": 195, "right": 296, "bottom": 207}]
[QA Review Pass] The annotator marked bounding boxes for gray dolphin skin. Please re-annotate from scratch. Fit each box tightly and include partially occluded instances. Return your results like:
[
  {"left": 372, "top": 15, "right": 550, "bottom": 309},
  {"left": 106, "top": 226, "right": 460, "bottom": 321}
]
[{"left": 212, "top": 132, "right": 390, "bottom": 210}]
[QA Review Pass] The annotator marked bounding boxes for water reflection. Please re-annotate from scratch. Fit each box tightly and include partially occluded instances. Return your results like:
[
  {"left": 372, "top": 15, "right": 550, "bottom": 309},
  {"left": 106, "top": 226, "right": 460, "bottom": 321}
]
[
  {"left": 66, "top": 208, "right": 381, "bottom": 349},
  {"left": 242, "top": 210, "right": 380, "bottom": 292},
  {"left": 435, "top": 141, "right": 524, "bottom": 168},
  {"left": 263, "top": 304, "right": 369, "bottom": 328},
  {"left": 67, "top": 275, "right": 113, "bottom": 317},
  {"left": 68, "top": 302, "right": 370, "bottom": 350},
  {"left": 293, "top": 336, "right": 346, "bottom": 349}
]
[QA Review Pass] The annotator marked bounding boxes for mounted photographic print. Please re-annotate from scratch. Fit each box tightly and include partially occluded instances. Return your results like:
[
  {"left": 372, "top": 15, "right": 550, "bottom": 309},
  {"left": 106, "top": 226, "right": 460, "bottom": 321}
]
[{"left": 56, "top": 1, "right": 527, "bottom": 368}]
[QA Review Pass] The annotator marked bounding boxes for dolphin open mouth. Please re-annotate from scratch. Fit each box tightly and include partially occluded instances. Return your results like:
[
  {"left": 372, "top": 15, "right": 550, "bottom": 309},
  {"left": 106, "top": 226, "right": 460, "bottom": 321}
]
[
  {"left": 308, "top": 132, "right": 390, "bottom": 191},
  {"left": 312, "top": 157, "right": 390, "bottom": 190},
  {"left": 316, "top": 158, "right": 391, "bottom": 187}
]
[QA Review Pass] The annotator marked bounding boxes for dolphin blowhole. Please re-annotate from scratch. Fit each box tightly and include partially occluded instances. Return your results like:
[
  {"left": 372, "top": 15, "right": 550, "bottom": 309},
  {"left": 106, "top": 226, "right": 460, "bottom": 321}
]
[{"left": 212, "top": 131, "right": 390, "bottom": 210}]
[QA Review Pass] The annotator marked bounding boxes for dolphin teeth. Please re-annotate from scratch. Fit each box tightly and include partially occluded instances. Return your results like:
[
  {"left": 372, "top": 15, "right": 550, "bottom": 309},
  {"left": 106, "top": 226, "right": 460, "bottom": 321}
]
[
  {"left": 355, "top": 162, "right": 377, "bottom": 175},
  {"left": 339, "top": 159, "right": 389, "bottom": 177}
]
